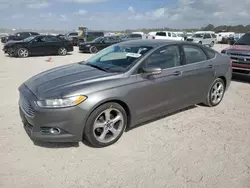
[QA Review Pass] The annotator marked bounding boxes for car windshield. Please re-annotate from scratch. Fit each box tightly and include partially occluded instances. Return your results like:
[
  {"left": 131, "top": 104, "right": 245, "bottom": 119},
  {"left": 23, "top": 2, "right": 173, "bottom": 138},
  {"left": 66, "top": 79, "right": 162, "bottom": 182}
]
[
  {"left": 80, "top": 44, "right": 154, "bottom": 73},
  {"left": 23, "top": 36, "right": 36, "bottom": 42},
  {"left": 193, "top": 34, "right": 204, "bottom": 38},
  {"left": 234, "top": 34, "right": 250, "bottom": 45},
  {"left": 91, "top": 37, "right": 104, "bottom": 42}
]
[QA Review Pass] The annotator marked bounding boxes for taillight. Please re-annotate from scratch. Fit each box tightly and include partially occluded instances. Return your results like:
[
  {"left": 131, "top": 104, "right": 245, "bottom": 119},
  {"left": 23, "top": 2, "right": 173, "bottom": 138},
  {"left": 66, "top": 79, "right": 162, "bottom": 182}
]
[
  {"left": 229, "top": 59, "right": 232, "bottom": 67},
  {"left": 152, "top": 36, "right": 155, "bottom": 39}
]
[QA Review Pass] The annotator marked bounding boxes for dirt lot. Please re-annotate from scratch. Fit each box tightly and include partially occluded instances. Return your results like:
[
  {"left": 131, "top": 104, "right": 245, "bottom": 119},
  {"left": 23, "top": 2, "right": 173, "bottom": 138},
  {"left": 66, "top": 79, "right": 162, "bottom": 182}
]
[{"left": 0, "top": 43, "right": 249, "bottom": 188}]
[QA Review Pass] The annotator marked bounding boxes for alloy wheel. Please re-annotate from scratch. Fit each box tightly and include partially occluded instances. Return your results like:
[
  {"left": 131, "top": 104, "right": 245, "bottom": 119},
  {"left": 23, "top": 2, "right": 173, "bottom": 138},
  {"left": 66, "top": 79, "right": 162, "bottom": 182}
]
[
  {"left": 90, "top": 46, "right": 98, "bottom": 54},
  {"left": 93, "top": 108, "right": 125, "bottom": 144},
  {"left": 18, "top": 48, "right": 29, "bottom": 58},
  {"left": 210, "top": 81, "right": 225, "bottom": 105},
  {"left": 59, "top": 47, "right": 67, "bottom": 55}
]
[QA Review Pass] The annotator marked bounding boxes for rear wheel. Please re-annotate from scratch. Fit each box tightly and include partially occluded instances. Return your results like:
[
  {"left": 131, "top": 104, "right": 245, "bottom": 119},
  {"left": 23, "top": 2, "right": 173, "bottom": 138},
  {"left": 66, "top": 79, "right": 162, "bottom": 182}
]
[
  {"left": 89, "top": 46, "right": 98, "bottom": 54},
  {"left": 84, "top": 102, "right": 127, "bottom": 147},
  {"left": 17, "top": 48, "right": 29, "bottom": 58},
  {"left": 203, "top": 78, "right": 225, "bottom": 107},
  {"left": 58, "top": 47, "right": 67, "bottom": 56},
  {"left": 198, "top": 41, "right": 202, "bottom": 45}
]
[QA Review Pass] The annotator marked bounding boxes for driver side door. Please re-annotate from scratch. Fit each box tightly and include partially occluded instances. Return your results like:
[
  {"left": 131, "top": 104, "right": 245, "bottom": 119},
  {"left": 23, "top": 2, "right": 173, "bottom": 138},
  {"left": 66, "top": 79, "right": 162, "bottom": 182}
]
[
  {"left": 128, "top": 45, "right": 189, "bottom": 122},
  {"left": 28, "top": 36, "right": 48, "bottom": 55}
]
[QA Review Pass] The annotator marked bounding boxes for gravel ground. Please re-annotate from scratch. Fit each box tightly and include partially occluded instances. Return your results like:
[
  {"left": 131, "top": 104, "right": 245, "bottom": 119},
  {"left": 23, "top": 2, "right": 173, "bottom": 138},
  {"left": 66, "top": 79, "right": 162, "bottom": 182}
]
[{"left": 0, "top": 43, "right": 250, "bottom": 188}]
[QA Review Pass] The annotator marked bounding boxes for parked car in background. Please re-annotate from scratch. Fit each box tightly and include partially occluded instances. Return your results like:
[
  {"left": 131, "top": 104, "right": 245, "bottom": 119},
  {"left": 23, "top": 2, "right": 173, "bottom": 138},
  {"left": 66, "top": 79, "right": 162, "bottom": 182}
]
[
  {"left": 216, "top": 32, "right": 235, "bottom": 44},
  {"left": 1, "top": 32, "right": 39, "bottom": 43},
  {"left": 3, "top": 35, "right": 73, "bottom": 58},
  {"left": 65, "top": 32, "right": 79, "bottom": 46},
  {"left": 186, "top": 32, "right": 216, "bottom": 47},
  {"left": 77, "top": 31, "right": 105, "bottom": 45},
  {"left": 121, "top": 33, "right": 143, "bottom": 41},
  {"left": 18, "top": 40, "right": 231, "bottom": 147},
  {"left": 144, "top": 31, "right": 184, "bottom": 41},
  {"left": 221, "top": 32, "right": 250, "bottom": 76},
  {"left": 79, "top": 36, "right": 121, "bottom": 53}
]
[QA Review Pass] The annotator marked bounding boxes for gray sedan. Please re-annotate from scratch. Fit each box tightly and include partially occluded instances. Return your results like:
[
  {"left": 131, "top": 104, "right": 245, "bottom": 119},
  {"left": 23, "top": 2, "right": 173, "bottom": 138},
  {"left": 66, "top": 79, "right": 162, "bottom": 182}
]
[{"left": 18, "top": 40, "right": 232, "bottom": 147}]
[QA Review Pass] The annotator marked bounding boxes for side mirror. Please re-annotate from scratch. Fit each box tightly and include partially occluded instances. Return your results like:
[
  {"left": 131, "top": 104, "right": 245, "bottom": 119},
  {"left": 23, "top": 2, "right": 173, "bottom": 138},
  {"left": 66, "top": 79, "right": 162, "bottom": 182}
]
[{"left": 142, "top": 67, "right": 162, "bottom": 76}]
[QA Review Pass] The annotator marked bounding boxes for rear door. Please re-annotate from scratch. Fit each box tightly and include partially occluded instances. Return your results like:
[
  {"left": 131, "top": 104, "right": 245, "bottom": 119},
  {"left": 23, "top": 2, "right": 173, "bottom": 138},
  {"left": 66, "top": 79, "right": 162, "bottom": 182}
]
[
  {"left": 45, "top": 36, "right": 62, "bottom": 53},
  {"left": 180, "top": 44, "right": 216, "bottom": 103},
  {"left": 203, "top": 33, "right": 212, "bottom": 45}
]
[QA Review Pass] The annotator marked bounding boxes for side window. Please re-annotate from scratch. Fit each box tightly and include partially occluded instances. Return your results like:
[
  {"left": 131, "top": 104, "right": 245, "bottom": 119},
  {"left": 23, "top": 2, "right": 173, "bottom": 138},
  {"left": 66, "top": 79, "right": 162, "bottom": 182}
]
[
  {"left": 34, "top": 36, "right": 46, "bottom": 43},
  {"left": 204, "top": 34, "right": 212, "bottom": 39},
  {"left": 202, "top": 47, "right": 216, "bottom": 59},
  {"left": 172, "top": 33, "right": 177, "bottom": 37},
  {"left": 46, "top": 36, "right": 60, "bottom": 42},
  {"left": 183, "top": 45, "right": 207, "bottom": 64},
  {"left": 20, "top": 32, "right": 30, "bottom": 38},
  {"left": 211, "top": 34, "right": 216, "bottom": 38},
  {"left": 168, "top": 32, "right": 171, "bottom": 37},
  {"left": 146, "top": 45, "right": 181, "bottom": 69}
]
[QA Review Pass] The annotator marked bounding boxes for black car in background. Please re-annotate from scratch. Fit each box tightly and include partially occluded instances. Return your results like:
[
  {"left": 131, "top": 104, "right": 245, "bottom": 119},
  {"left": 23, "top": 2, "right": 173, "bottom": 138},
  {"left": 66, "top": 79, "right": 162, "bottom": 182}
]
[
  {"left": 79, "top": 36, "right": 121, "bottom": 53},
  {"left": 3, "top": 35, "right": 73, "bottom": 58},
  {"left": 1, "top": 32, "right": 39, "bottom": 43}
]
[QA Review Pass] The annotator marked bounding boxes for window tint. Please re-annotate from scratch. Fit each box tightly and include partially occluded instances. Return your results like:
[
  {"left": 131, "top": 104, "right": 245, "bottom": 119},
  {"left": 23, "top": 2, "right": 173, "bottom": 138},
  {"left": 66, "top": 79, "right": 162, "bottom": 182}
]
[
  {"left": 34, "top": 36, "right": 46, "bottom": 42},
  {"left": 46, "top": 36, "right": 61, "bottom": 42},
  {"left": 172, "top": 33, "right": 177, "bottom": 37},
  {"left": 202, "top": 47, "right": 216, "bottom": 59},
  {"left": 204, "top": 34, "right": 211, "bottom": 38},
  {"left": 168, "top": 32, "right": 171, "bottom": 37},
  {"left": 146, "top": 45, "right": 181, "bottom": 69},
  {"left": 211, "top": 34, "right": 216, "bottom": 38},
  {"left": 69, "top": 32, "right": 78, "bottom": 36},
  {"left": 183, "top": 45, "right": 207, "bottom": 64},
  {"left": 20, "top": 32, "right": 30, "bottom": 37},
  {"left": 156, "top": 32, "right": 166, "bottom": 36},
  {"left": 234, "top": 33, "right": 250, "bottom": 45}
]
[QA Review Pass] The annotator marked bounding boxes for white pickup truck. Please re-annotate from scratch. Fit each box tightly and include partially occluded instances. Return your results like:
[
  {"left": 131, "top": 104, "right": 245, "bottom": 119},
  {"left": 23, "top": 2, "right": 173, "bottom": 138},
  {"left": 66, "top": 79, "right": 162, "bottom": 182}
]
[{"left": 142, "top": 31, "right": 184, "bottom": 41}]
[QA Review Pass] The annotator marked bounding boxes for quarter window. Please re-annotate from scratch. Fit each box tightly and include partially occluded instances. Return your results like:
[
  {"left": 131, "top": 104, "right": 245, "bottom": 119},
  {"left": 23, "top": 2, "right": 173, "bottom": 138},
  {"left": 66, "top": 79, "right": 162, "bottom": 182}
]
[
  {"left": 46, "top": 36, "right": 60, "bottom": 42},
  {"left": 146, "top": 45, "right": 181, "bottom": 69},
  {"left": 168, "top": 32, "right": 171, "bottom": 37},
  {"left": 183, "top": 45, "right": 207, "bottom": 64}
]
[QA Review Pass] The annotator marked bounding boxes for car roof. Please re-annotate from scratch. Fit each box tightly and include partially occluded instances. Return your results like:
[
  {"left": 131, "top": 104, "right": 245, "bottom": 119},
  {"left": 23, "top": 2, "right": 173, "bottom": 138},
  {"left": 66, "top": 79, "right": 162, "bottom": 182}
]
[{"left": 118, "top": 39, "right": 186, "bottom": 47}]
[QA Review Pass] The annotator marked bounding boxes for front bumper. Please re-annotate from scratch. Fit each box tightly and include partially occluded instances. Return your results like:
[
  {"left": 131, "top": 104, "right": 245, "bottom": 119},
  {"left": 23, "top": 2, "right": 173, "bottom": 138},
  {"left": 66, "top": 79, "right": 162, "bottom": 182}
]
[
  {"left": 79, "top": 45, "right": 90, "bottom": 52},
  {"left": 18, "top": 84, "right": 89, "bottom": 142},
  {"left": 2, "top": 47, "right": 15, "bottom": 55}
]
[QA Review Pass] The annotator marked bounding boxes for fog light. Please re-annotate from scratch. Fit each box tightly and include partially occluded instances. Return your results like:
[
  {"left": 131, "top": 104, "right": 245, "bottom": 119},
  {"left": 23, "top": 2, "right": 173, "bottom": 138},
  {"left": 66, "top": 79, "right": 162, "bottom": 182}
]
[{"left": 50, "top": 128, "right": 61, "bottom": 135}]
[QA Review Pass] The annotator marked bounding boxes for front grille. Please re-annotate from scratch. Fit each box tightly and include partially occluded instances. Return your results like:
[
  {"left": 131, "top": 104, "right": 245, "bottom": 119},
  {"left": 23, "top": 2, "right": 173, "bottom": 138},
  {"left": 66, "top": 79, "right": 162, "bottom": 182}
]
[
  {"left": 227, "top": 53, "right": 250, "bottom": 65},
  {"left": 19, "top": 95, "right": 35, "bottom": 117}
]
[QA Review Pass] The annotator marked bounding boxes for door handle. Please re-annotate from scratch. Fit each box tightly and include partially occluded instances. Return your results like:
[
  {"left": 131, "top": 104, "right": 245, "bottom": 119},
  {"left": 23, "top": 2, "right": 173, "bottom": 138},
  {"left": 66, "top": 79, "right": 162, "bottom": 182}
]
[
  {"left": 207, "top": 64, "right": 213, "bottom": 68},
  {"left": 172, "top": 71, "right": 182, "bottom": 76}
]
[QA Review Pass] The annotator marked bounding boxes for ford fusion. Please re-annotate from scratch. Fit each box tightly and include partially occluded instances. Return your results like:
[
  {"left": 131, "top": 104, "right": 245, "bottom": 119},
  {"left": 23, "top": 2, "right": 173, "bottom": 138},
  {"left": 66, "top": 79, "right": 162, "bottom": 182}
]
[{"left": 18, "top": 40, "right": 232, "bottom": 147}]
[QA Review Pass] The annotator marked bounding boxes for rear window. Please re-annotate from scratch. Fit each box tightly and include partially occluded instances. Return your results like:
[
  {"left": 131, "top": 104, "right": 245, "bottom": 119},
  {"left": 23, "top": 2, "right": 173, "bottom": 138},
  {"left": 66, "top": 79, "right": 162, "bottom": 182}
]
[
  {"left": 211, "top": 34, "right": 216, "bottom": 38},
  {"left": 202, "top": 47, "right": 216, "bottom": 59},
  {"left": 156, "top": 32, "right": 166, "bottom": 36}
]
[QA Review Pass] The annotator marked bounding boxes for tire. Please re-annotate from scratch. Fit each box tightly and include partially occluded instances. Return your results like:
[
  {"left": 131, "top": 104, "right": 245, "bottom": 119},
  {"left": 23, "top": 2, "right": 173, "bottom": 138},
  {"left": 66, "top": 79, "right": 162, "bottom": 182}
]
[
  {"left": 210, "top": 41, "right": 214, "bottom": 47},
  {"left": 58, "top": 47, "right": 67, "bottom": 56},
  {"left": 89, "top": 46, "right": 98, "bottom": 54},
  {"left": 198, "top": 41, "right": 202, "bottom": 45},
  {"left": 84, "top": 102, "right": 127, "bottom": 148},
  {"left": 203, "top": 78, "right": 225, "bottom": 107},
  {"left": 17, "top": 48, "right": 29, "bottom": 58}
]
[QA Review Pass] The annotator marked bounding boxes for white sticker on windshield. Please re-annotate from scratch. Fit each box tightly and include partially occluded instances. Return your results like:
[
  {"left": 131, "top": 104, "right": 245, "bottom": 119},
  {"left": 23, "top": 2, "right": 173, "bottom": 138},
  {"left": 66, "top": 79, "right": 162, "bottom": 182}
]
[{"left": 126, "top": 53, "right": 142, "bottom": 58}]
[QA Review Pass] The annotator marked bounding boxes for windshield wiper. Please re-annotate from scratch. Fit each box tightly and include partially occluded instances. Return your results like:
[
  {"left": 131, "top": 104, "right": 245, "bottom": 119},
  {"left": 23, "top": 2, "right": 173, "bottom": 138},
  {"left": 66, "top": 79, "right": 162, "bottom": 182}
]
[{"left": 85, "top": 63, "right": 109, "bottom": 72}]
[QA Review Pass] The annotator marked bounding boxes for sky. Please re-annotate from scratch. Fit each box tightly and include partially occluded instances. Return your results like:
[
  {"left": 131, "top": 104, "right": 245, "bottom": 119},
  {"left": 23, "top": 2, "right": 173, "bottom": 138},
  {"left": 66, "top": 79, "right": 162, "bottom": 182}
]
[{"left": 0, "top": 0, "right": 249, "bottom": 31}]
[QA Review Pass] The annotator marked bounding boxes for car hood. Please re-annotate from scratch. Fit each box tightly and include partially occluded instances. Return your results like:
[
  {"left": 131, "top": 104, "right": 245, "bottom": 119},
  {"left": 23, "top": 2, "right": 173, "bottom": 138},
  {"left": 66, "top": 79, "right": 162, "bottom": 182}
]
[
  {"left": 24, "top": 63, "right": 117, "bottom": 99},
  {"left": 4, "top": 40, "right": 23, "bottom": 46},
  {"left": 224, "top": 45, "right": 250, "bottom": 53}
]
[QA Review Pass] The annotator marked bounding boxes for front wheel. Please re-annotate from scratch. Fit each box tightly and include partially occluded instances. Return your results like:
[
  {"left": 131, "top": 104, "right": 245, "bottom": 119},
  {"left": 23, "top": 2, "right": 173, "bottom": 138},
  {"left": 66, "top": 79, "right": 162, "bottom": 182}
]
[
  {"left": 17, "top": 48, "right": 29, "bottom": 58},
  {"left": 84, "top": 102, "right": 127, "bottom": 148},
  {"left": 58, "top": 47, "right": 67, "bottom": 56},
  {"left": 89, "top": 46, "right": 98, "bottom": 54},
  {"left": 203, "top": 78, "right": 225, "bottom": 107}
]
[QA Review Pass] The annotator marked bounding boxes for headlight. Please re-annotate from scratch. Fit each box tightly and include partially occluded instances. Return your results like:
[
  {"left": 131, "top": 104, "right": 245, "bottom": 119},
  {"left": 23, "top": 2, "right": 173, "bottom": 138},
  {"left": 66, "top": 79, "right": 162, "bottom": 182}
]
[{"left": 37, "top": 95, "right": 87, "bottom": 108}]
